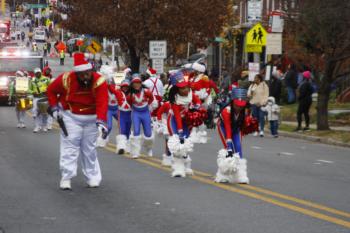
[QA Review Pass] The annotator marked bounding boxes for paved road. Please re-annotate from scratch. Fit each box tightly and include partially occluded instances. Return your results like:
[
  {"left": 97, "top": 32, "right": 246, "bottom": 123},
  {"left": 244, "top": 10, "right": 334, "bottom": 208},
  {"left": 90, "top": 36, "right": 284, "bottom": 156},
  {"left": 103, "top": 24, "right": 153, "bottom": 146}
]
[{"left": 1, "top": 40, "right": 350, "bottom": 233}]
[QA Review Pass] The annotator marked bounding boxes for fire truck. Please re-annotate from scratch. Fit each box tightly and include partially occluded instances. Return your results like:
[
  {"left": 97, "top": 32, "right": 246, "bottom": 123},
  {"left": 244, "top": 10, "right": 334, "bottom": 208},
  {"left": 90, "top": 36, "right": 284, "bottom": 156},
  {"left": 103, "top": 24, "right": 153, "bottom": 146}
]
[
  {"left": 0, "top": 20, "right": 11, "bottom": 42},
  {"left": 0, "top": 47, "right": 44, "bottom": 104}
]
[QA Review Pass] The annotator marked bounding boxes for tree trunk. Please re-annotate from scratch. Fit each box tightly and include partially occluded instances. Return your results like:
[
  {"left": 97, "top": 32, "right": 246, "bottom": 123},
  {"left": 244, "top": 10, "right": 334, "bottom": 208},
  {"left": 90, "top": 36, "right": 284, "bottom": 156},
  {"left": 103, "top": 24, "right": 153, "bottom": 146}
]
[
  {"left": 129, "top": 45, "right": 140, "bottom": 73},
  {"left": 316, "top": 59, "right": 335, "bottom": 130},
  {"left": 316, "top": 86, "right": 330, "bottom": 130}
]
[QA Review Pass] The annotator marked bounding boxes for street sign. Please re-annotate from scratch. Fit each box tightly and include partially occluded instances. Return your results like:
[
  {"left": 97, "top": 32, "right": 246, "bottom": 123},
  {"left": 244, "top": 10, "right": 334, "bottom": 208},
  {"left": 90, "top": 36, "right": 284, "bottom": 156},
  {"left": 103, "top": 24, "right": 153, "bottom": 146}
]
[
  {"left": 152, "top": 59, "right": 164, "bottom": 74},
  {"left": 246, "top": 44, "right": 262, "bottom": 53},
  {"left": 266, "top": 33, "right": 282, "bottom": 55},
  {"left": 87, "top": 40, "right": 102, "bottom": 54},
  {"left": 246, "top": 23, "right": 267, "bottom": 46},
  {"left": 247, "top": 0, "right": 262, "bottom": 22},
  {"left": 249, "top": 62, "right": 260, "bottom": 81},
  {"left": 149, "top": 40, "right": 167, "bottom": 59}
]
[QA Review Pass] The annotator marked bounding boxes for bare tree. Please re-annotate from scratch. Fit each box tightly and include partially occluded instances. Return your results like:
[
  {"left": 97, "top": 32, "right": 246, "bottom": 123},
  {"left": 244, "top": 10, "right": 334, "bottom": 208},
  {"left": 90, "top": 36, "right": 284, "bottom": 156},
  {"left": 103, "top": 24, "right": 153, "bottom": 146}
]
[
  {"left": 62, "top": 0, "right": 229, "bottom": 72},
  {"left": 284, "top": 0, "right": 350, "bottom": 130}
]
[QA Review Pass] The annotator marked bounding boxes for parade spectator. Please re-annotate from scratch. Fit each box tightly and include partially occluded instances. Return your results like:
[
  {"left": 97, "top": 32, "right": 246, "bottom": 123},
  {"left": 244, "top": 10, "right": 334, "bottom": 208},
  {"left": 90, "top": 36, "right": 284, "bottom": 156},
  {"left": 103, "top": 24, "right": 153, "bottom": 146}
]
[
  {"left": 261, "top": 97, "right": 280, "bottom": 138},
  {"left": 295, "top": 71, "right": 314, "bottom": 132},
  {"left": 269, "top": 71, "right": 282, "bottom": 104},
  {"left": 248, "top": 74, "right": 269, "bottom": 137},
  {"left": 285, "top": 63, "right": 299, "bottom": 104},
  {"left": 220, "top": 70, "right": 231, "bottom": 94}
]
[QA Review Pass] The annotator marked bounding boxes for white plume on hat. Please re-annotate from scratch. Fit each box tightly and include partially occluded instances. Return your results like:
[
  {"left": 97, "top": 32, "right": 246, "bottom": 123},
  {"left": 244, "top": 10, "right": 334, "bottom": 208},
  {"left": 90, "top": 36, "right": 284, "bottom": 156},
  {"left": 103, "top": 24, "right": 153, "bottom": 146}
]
[
  {"left": 192, "top": 62, "right": 206, "bottom": 73},
  {"left": 99, "top": 65, "right": 115, "bottom": 79}
]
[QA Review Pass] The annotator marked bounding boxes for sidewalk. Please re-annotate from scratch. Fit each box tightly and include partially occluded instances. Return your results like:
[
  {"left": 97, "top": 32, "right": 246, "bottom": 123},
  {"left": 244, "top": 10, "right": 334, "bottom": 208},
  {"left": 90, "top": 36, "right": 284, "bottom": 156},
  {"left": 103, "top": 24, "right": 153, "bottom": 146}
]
[
  {"left": 276, "top": 121, "right": 350, "bottom": 148},
  {"left": 282, "top": 121, "right": 350, "bottom": 132}
]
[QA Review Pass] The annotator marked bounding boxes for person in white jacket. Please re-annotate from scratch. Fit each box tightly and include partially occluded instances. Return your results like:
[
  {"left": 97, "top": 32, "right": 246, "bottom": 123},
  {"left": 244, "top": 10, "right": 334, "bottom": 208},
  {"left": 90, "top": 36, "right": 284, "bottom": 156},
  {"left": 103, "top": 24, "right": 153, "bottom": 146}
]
[{"left": 261, "top": 96, "right": 280, "bottom": 138}]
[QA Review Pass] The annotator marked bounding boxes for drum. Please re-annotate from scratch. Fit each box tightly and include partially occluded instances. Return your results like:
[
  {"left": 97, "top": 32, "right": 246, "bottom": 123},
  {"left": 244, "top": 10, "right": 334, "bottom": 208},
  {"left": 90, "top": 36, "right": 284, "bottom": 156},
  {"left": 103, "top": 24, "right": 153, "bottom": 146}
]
[
  {"left": 16, "top": 95, "right": 33, "bottom": 111},
  {"left": 37, "top": 97, "right": 49, "bottom": 115}
]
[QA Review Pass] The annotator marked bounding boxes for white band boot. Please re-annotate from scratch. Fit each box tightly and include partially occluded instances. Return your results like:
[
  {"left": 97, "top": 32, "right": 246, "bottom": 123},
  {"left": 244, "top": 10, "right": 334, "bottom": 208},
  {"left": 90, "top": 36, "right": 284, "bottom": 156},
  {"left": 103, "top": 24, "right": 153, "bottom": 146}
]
[
  {"left": 162, "top": 153, "right": 172, "bottom": 167},
  {"left": 231, "top": 158, "right": 249, "bottom": 184},
  {"left": 215, "top": 149, "right": 239, "bottom": 183},
  {"left": 143, "top": 135, "right": 154, "bottom": 157},
  {"left": 184, "top": 155, "right": 194, "bottom": 175},
  {"left": 116, "top": 134, "right": 128, "bottom": 154},
  {"left": 171, "top": 157, "right": 186, "bottom": 178},
  {"left": 130, "top": 135, "right": 142, "bottom": 159}
]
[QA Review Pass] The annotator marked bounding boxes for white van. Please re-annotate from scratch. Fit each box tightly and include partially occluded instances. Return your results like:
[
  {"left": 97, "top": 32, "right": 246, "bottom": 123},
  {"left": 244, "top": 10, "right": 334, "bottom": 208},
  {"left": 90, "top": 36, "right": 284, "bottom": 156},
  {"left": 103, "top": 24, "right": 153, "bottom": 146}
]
[{"left": 34, "top": 29, "right": 46, "bottom": 42}]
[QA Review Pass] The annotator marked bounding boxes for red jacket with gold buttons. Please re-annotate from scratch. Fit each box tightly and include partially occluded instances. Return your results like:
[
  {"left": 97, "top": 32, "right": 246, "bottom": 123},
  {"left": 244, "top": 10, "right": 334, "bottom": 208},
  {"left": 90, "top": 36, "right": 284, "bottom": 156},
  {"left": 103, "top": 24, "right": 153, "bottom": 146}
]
[{"left": 47, "top": 71, "right": 108, "bottom": 122}]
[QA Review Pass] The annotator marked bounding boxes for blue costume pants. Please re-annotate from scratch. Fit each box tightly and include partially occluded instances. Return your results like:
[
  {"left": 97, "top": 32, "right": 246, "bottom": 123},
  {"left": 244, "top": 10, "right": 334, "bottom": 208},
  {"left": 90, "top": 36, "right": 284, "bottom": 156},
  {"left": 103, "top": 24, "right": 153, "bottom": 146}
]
[
  {"left": 132, "top": 107, "right": 152, "bottom": 137},
  {"left": 107, "top": 106, "right": 118, "bottom": 134},
  {"left": 217, "top": 120, "right": 243, "bottom": 158},
  {"left": 167, "top": 115, "right": 190, "bottom": 138},
  {"left": 118, "top": 110, "right": 132, "bottom": 139}
]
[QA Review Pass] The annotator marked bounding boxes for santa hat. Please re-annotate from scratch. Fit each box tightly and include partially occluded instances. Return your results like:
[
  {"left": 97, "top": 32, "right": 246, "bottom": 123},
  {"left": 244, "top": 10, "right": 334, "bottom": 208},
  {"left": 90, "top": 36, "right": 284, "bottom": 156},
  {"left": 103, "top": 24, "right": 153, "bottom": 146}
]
[
  {"left": 131, "top": 73, "right": 142, "bottom": 83},
  {"left": 73, "top": 53, "right": 92, "bottom": 72},
  {"left": 120, "top": 79, "right": 130, "bottom": 87},
  {"left": 146, "top": 68, "right": 157, "bottom": 76},
  {"left": 192, "top": 62, "right": 206, "bottom": 73},
  {"left": 16, "top": 70, "right": 25, "bottom": 77}
]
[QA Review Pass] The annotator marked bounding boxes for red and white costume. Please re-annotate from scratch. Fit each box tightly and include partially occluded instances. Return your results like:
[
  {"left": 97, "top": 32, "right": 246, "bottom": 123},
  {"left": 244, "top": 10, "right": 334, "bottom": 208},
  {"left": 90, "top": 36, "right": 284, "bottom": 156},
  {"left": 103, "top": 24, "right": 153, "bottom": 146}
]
[
  {"left": 127, "top": 75, "right": 155, "bottom": 159},
  {"left": 190, "top": 63, "right": 210, "bottom": 144},
  {"left": 47, "top": 53, "right": 108, "bottom": 189},
  {"left": 155, "top": 101, "right": 172, "bottom": 166},
  {"left": 167, "top": 86, "right": 202, "bottom": 177}
]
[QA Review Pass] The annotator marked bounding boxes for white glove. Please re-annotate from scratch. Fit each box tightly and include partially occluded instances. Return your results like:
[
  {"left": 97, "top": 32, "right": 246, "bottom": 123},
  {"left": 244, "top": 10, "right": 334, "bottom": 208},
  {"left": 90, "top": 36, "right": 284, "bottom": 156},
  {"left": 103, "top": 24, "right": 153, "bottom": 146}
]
[{"left": 97, "top": 122, "right": 108, "bottom": 139}]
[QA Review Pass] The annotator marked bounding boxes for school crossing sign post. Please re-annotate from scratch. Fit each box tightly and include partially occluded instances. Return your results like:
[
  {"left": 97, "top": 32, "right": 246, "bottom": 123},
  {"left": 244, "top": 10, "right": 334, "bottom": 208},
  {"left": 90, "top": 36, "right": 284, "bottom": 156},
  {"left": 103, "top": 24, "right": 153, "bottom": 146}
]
[{"left": 245, "top": 23, "right": 267, "bottom": 53}]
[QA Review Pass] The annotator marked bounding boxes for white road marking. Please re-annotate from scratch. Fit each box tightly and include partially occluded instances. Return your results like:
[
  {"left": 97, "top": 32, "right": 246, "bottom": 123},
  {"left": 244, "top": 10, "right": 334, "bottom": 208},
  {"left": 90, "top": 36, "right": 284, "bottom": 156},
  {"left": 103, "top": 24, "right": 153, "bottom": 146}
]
[
  {"left": 278, "top": 152, "right": 295, "bottom": 156},
  {"left": 313, "top": 162, "right": 322, "bottom": 165},
  {"left": 317, "top": 160, "right": 334, "bottom": 164},
  {"left": 251, "top": 146, "right": 262, "bottom": 149}
]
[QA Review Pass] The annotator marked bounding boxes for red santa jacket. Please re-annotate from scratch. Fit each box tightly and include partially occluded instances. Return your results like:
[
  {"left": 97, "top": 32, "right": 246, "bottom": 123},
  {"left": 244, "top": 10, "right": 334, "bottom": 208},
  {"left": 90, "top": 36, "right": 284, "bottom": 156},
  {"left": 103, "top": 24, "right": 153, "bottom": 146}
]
[
  {"left": 170, "top": 91, "right": 201, "bottom": 132},
  {"left": 47, "top": 71, "right": 108, "bottom": 122},
  {"left": 127, "top": 89, "right": 154, "bottom": 109}
]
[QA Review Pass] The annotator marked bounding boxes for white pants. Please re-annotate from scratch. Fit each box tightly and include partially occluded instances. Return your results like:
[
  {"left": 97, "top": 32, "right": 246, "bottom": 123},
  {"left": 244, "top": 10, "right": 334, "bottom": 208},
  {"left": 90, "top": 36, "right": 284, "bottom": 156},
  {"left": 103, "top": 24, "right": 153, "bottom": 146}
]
[
  {"left": 32, "top": 97, "right": 48, "bottom": 128},
  {"left": 16, "top": 108, "right": 26, "bottom": 123},
  {"left": 60, "top": 111, "right": 102, "bottom": 183}
]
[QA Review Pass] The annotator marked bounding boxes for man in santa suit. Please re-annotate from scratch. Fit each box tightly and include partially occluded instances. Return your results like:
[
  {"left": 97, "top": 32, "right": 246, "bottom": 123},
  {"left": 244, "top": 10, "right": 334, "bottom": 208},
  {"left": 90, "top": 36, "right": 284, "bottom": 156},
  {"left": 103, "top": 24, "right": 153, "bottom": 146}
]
[
  {"left": 189, "top": 62, "right": 211, "bottom": 144},
  {"left": 47, "top": 53, "right": 108, "bottom": 190}
]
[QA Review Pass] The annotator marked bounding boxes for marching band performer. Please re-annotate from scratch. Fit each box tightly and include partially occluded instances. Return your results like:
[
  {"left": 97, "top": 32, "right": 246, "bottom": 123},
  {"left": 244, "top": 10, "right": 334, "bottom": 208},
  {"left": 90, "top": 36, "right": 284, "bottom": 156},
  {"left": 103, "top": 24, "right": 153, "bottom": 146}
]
[
  {"left": 128, "top": 74, "right": 156, "bottom": 159},
  {"left": 47, "top": 53, "right": 108, "bottom": 190},
  {"left": 190, "top": 62, "right": 211, "bottom": 144},
  {"left": 8, "top": 70, "right": 32, "bottom": 128},
  {"left": 156, "top": 101, "right": 172, "bottom": 166},
  {"left": 167, "top": 72, "right": 205, "bottom": 177},
  {"left": 96, "top": 65, "right": 117, "bottom": 147},
  {"left": 109, "top": 79, "right": 132, "bottom": 155},
  {"left": 29, "top": 68, "right": 51, "bottom": 133},
  {"left": 215, "top": 88, "right": 257, "bottom": 184}
]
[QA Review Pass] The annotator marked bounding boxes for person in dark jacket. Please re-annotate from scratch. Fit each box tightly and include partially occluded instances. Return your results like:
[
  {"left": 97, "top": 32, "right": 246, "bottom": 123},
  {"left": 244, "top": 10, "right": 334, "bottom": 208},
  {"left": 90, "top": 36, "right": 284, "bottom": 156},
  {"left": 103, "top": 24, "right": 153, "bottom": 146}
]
[
  {"left": 285, "top": 64, "right": 298, "bottom": 104},
  {"left": 295, "top": 71, "right": 314, "bottom": 131},
  {"left": 269, "top": 72, "right": 282, "bottom": 104}
]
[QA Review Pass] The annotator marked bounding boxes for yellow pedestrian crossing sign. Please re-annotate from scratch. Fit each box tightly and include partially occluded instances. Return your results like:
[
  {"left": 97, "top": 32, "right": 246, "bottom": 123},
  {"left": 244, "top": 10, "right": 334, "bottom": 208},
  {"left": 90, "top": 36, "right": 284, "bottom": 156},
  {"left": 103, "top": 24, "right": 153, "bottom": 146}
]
[
  {"left": 246, "top": 23, "right": 267, "bottom": 46},
  {"left": 87, "top": 40, "right": 102, "bottom": 54}
]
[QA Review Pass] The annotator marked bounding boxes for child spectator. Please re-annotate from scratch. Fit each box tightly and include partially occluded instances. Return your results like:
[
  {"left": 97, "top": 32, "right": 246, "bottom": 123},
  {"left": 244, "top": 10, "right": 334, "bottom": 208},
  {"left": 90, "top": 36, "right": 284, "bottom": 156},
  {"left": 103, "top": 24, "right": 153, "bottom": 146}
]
[{"left": 261, "top": 97, "right": 280, "bottom": 138}]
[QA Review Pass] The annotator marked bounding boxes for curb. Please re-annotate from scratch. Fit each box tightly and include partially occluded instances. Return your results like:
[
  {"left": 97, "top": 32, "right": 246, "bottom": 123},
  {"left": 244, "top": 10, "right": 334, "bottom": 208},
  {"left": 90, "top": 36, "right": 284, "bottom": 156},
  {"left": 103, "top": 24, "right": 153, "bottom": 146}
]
[{"left": 277, "top": 130, "right": 350, "bottom": 148}]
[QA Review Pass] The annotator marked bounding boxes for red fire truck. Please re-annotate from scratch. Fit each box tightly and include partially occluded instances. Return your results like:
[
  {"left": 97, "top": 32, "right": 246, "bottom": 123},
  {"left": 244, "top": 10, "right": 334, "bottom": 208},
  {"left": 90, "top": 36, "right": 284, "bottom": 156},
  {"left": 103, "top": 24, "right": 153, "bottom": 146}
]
[
  {"left": 0, "top": 20, "right": 11, "bottom": 42},
  {"left": 0, "top": 48, "right": 44, "bottom": 104}
]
